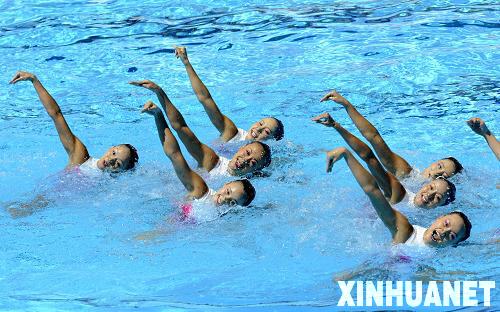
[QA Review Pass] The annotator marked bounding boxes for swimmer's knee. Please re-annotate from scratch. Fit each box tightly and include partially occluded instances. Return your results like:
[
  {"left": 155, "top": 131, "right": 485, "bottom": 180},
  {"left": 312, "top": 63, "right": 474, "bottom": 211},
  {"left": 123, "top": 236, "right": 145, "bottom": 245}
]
[
  {"left": 362, "top": 183, "right": 379, "bottom": 195},
  {"left": 170, "top": 121, "right": 183, "bottom": 131},
  {"left": 366, "top": 131, "right": 383, "bottom": 145},
  {"left": 363, "top": 152, "right": 379, "bottom": 166},
  {"left": 358, "top": 147, "right": 374, "bottom": 161}
]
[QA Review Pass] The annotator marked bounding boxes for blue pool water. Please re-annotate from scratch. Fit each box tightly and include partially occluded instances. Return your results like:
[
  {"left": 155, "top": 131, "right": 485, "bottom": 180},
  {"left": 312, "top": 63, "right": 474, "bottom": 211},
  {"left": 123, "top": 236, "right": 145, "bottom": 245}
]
[{"left": 0, "top": 0, "right": 499, "bottom": 310}]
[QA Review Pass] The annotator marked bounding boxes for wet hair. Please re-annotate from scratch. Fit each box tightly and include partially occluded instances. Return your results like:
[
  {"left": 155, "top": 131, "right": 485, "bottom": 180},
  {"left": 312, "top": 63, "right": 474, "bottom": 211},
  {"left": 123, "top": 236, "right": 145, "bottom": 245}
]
[
  {"left": 444, "top": 157, "right": 463, "bottom": 175},
  {"left": 271, "top": 117, "right": 284, "bottom": 141},
  {"left": 437, "top": 176, "right": 456, "bottom": 206},
  {"left": 253, "top": 141, "right": 272, "bottom": 168},
  {"left": 238, "top": 179, "right": 256, "bottom": 206},
  {"left": 450, "top": 211, "right": 472, "bottom": 244},
  {"left": 121, "top": 144, "right": 139, "bottom": 170},
  {"left": 244, "top": 142, "right": 272, "bottom": 170}
]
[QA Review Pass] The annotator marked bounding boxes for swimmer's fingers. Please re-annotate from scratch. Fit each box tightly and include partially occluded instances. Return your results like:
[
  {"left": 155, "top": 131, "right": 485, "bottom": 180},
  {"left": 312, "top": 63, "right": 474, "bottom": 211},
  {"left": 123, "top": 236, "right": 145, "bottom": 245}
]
[
  {"left": 466, "top": 117, "right": 488, "bottom": 135},
  {"left": 9, "top": 72, "right": 21, "bottom": 84},
  {"left": 323, "top": 90, "right": 350, "bottom": 106},
  {"left": 326, "top": 147, "right": 347, "bottom": 172},
  {"left": 129, "top": 80, "right": 146, "bottom": 87},
  {"left": 311, "top": 112, "right": 329, "bottom": 122},
  {"left": 9, "top": 71, "right": 35, "bottom": 84},
  {"left": 129, "top": 80, "right": 159, "bottom": 91},
  {"left": 326, "top": 150, "right": 336, "bottom": 172},
  {"left": 311, "top": 112, "right": 335, "bottom": 127},
  {"left": 466, "top": 117, "right": 479, "bottom": 127},
  {"left": 174, "top": 46, "right": 189, "bottom": 64},
  {"left": 326, "top": 156, "right": 334, "bottom": 173},
  {"left": 320, "top": 90, "right": 340, "bottom": 102},
  {"left": 140, "top": 100, "right": 160, "bottom": 115},
  {"left": 320, "top": 92, "right": 333, "bottom": 102},
  {"left": 174, "top": 46, "right": 186, "bottom": 54}
]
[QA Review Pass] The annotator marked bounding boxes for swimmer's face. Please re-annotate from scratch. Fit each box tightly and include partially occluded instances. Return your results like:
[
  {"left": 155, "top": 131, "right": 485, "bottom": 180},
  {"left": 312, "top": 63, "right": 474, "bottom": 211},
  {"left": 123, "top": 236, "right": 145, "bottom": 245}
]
[
  {"left": 246, "top": 117, "right": 279, "bottom": 141},
  {"left": 229, "top": 142, "right": 267, "bottom": 175},
  {"left": 213, "top": 181, "right": 248, "bottom": 206},
  {"left": 97, "top": 145, "right": 132, "bottom": 172},
  {"left": 413, "top": 179, "right": 450, "bottom": 208},
  {"left": 424, "top": 214, "right": 466, "bottom": 247},
  {"left": 422, "top": 159, "right": 457, "bottom": 179}
]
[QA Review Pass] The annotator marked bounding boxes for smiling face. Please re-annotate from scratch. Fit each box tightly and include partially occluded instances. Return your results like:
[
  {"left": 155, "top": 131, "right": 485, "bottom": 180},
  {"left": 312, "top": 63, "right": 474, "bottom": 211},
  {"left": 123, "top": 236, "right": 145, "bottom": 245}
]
[
  {"left": 213, "top": 181, "right": 248, "bottom": 206},
  {"left": 228, "top": 142, "right": 268, "bottom": 175},
  {"left": 422, "top": 158, "right": 457, "bottom": 179},
  {"left": 413, "top": 179, "right": 451, "bottom": 208},
  {"left": 423, "top": 214, "right": 467, "bottom": 247},
  {"left": 97, "top": 145, "right": 132, "bottom": 172},
  {"left": 246, "top": 117, "right": 280, "bottom": 141}
]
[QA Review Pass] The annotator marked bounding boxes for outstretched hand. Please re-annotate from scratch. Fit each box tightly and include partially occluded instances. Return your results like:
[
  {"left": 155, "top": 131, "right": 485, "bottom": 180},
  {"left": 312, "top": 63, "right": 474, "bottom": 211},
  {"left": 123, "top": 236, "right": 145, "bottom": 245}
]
[
  {"left": 174, "top": 46, "right": 189, "bottom": 64},
  {"left": 141, "top": 100, "right": 161, "bottom": 115},
  {"left": 10, "top": 71, "right": 37, "bottom": 84},
  {"left": 312, "top": 112, "right": 337, "bottom": 127},
  {"left": 129, "top": 80, "right": 160, "bottom": 92},
  {"left": 467, "top": 117, "right": 491, "bottom": 136},
  {"left": 326, "top": 147, "right": 347, "bottom": 173},
  {"left": 320, "top": 90, "right": 348, "bottom": 105}
]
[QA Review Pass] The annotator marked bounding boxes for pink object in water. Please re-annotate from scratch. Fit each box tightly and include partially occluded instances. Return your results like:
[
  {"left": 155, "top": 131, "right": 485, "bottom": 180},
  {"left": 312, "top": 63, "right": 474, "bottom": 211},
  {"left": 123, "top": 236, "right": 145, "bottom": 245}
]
[{"left": 181, "top": 203, "right": 193, "bottom": 220}]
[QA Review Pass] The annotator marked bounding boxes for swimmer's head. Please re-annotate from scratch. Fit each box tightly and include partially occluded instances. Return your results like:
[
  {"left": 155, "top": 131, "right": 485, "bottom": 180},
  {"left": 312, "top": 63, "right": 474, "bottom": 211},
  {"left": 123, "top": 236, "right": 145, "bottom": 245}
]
[
  {"left": 424, "top": 211, "right": 471, "bottom": 247},
  {"left": 97, "top": 144, "right": 139, "bottom": 172},
  {"left": 413, "top": 177, "right": 456, "bottom": 208},
  {"left": 228, "top": 142, "right": 271, "bottom": 176},
  {"left": 246, "top": 117, "right": 284, "bottom": 141},
  {"left": 422, "top": 157, "right": 463, "bottom": 179},
  {"left": 213, "top": 179, "right": 256, "bottom": 206}
]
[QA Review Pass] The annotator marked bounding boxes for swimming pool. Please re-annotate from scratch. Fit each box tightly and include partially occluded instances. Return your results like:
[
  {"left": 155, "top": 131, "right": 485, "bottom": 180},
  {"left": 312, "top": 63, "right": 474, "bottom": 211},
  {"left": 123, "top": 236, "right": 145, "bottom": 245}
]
[{"left": 0, "top": 0, "right": 498, "bottom": 310}]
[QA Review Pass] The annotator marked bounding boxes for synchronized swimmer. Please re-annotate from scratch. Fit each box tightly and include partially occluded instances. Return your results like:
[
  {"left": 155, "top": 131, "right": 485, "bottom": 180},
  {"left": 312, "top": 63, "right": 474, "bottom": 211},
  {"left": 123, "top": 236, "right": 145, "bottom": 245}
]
[
  {"left": 10, "top": 71, "right": 139, "bottom": 173},
  {"left": 313, "top": 91, "right": 461, "bottom": 208},
  {"left": 174, "top": 47, "right": 284, "bottom": 143},
  {"left": 141, "top": 100, "right": 255, "bottom": 214},
  {"left": 10, "top": 45, "right": 499, "bottom": 249}
]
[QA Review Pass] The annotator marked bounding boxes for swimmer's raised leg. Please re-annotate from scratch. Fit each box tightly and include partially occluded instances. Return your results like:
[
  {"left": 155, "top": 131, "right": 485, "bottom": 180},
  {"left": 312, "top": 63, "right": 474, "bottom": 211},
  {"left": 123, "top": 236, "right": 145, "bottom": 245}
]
[
  {"left": 130, "top": 80, "right": 219, "bottom": 172},
  {"left": 10, "top": 71, "right": 90, "bottom": 167},
  {"left": 326, "top": 147, "right": 413, "bottom": 244},
  {"left": 467, "top": 117, "right": 500, "bottom": 160},
  {"left": 321, "top": 90, "right": 412, "bottom": 178},
  {"left": 313, "top": 113, "right": 406, "bottom": 204},
  {"left": 141, "top": 101, "right": 209, "bottom": 199},
  {"left": 174, "top": 46, "right": 239, "bottom": 142}
]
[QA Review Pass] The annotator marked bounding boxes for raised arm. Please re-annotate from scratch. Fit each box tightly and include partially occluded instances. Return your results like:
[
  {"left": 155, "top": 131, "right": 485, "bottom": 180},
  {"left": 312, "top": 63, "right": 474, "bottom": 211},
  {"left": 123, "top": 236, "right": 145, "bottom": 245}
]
[
  {"left": 467, "top": 117, "right": 500, "bottom": 160},
  {"left": 174, "top": 46, "right": 238, "bottom": 142},
  {"left": 326, "top": 147, "right": 413, "bottom": 244},
  {"left": 313, "top": 113, "right": 406, "bottom": 204},
  {"left": 321, "top": 90, "right": 412, "bottom": 178},
  {"left": 142, "top": 101, "right": 208, "bottom": 199},
  {"left": 10, "top": 71, "right": 89, "bottom": 166},
  {"left": 130, "top": 80, "right": 219, "bottom": 172}
]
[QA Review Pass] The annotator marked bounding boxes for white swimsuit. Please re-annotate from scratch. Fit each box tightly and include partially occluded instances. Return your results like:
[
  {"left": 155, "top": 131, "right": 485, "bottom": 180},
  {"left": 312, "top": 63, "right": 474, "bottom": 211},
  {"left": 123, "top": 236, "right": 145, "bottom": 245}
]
[
  {"left": 405, "top": 225, "right": 427, "bottom": 247},
  {"left": 228, "top": 128, "right": 248, "bottom": 143},
  {"left": 405, "top": 191, "right": 416, "bottom": 207},
  {"left": 209, "top": 156, "right": 230, "bottom": 176},
  {"left": 186, "top": 189, "right": 233, "bottom": 221},
  {"left": 78, "top": 157, "right": 101, "bottom": 176}
]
